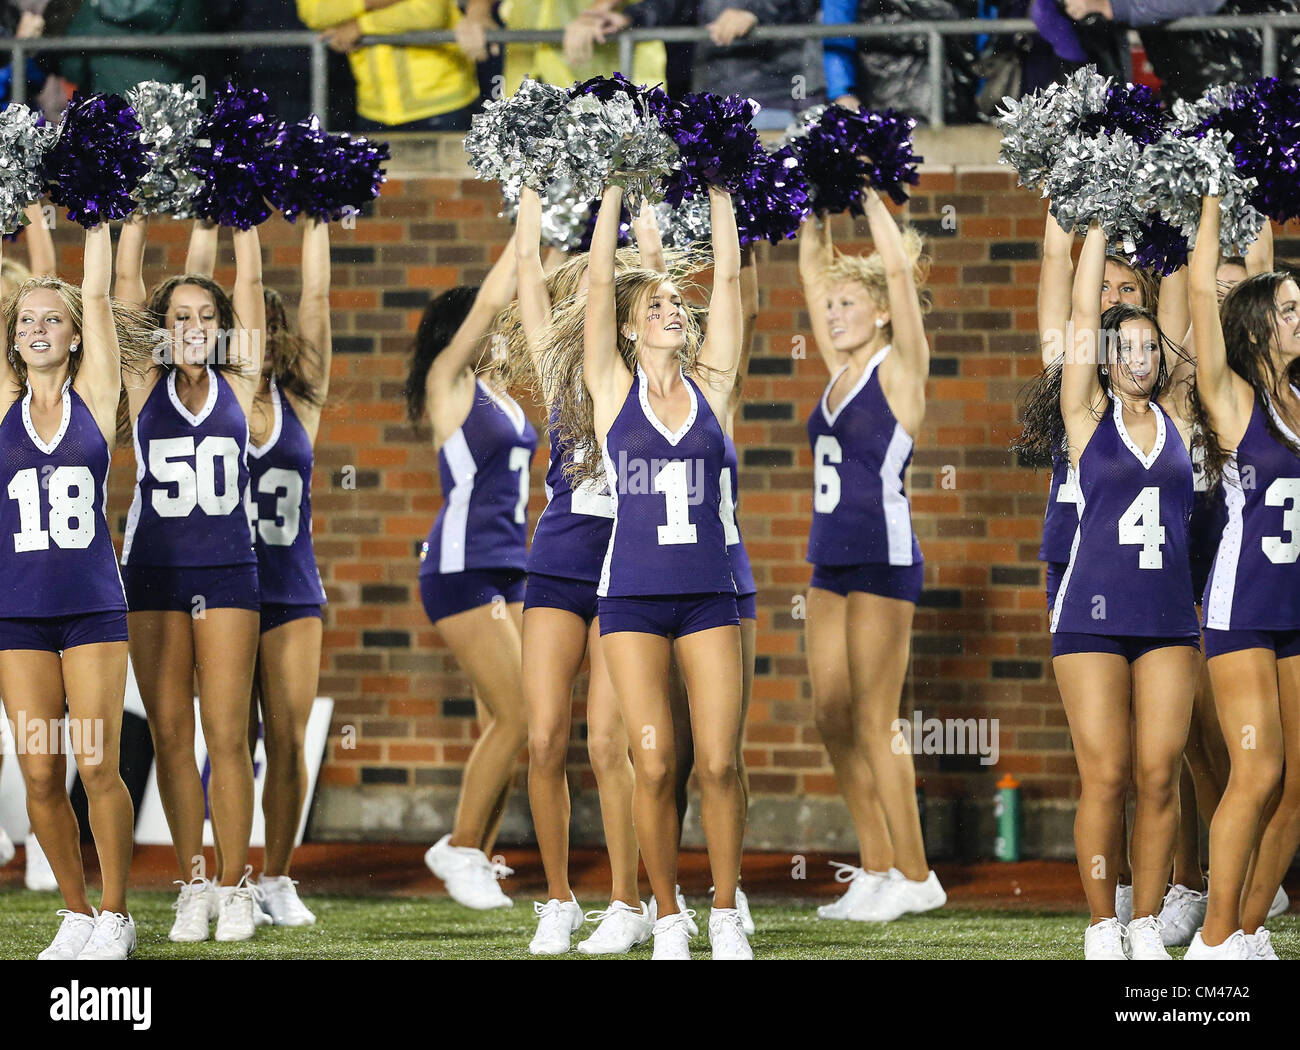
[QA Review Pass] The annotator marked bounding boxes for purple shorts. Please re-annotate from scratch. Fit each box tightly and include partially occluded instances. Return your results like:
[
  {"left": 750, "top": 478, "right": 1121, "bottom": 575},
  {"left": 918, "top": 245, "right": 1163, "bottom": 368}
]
[
  {"left": 1203, "top": 627, "right": 1300, "bottom": 661},
  {"left": 1045, "top": 561, "right": 1067, "bottom": 612},
  {"left": 420, "top": 568, "right": 526, "bottom": 624},
  {"left": 123, "top": 563, "right": 260, "bottom": 613},
  {"left": 260, "top": 603, "right": 323, "bottom": 634},
  {"left": 809, "top": 562, "right": 924, "bottom": 603},
  {"left": 737, "top": 592, "right": 757, "bottom": 621},
  {"left": 0, "top": 610, "right": 129, "bottom": 653},
  {"left": 1052, "top": 632, "right": 1200, "bottom": 662},
  {"left": 524, "top": 573, "right": 600, "bottom": 624},
  {"left": 598, "top": 593, "right": 740, "bottom": 639}
]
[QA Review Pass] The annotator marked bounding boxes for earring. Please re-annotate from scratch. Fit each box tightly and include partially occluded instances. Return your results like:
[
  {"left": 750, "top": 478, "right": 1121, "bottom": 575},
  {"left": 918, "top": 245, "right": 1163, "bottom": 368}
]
[
  {"left": 70, "top": 342, "right": 79, "bottom": 353},
  {"left": 1101, "top": 366, "right": 1109, "bottom": 376},
  {"left": 875, "top": 318, "right": 886, "bottom": 329},
  {"left": 627, "top": 332, "right": 637, "bottom": 341}
]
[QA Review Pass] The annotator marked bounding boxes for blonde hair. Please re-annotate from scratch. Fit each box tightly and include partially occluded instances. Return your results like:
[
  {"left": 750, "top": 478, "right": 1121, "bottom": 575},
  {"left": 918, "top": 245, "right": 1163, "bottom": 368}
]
[
  {"left": 1, "top": 258, "right": 33, "bottom": 302},
  {"left": 5, "top": 277, "right": 162, "bottom": 441},
  {"left": 539, "top": 261, "right": 714, "bottom": 488},
  {"left": 820, "top": 227, "right": 933, "bottom": 335}
]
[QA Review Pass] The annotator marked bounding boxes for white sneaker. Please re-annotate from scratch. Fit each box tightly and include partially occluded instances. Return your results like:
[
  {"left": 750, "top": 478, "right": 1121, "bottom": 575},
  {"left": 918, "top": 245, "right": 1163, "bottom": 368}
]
[
  {"left": 818, "top": 862, "right": 887, "bottom": 919},
  {"left": 168, "top": 879, "right": 212, "bottom": 942},
  {"left": 648, "top": 885, "right": 698, "bottom": 936},
  {"left": 846, "top": 868, "right": 912, "bottom": 922},
  {"left": 1157, "top": 884, "right": 1207, "bottom": 947},
  {"left": 528, "top": 896, "right": 583, "bottom": 955},
  {"left": 1186, "top": 929, "right": 1252, "bottom": 960},
  {"left": 257, "top": 875, "right": 316, "bottom": 926},
  {"left": 77, "top": 911, "right": 137, "bottom": 960},
  {"left": 214, "top": 880, "right": 257, "bottom": 942},
  {"left": 898, "top": 870, "right": 947, "bottom": 914},
  {"left": 1115, "top": 883, "right": 1133, "bottom": 927},
  {"left": 651, "top": 911, "right": 695, "bottom": 960},
  {"left": 1126, "top": 915, "right": 1171, "bottom": 960},
  {"left": 578, "top": 900, "right": 653, "bottom": 955},
  {"left": 709, "top": 884, "right": 756, "bottom": 935},
  {"left": 1084, "top": 917, "right": 1128, "bottom": 960},
  {"left": 24, "top": 834, "right": 58, "bottom": 891},
  {"left": 424, "top": 834, "right": 513, "bottom": 910},
  {"left": 1245, "top": 928, "right": 1280, "bottom": 960},
  {"left": 1268, "top": 886, "right": 1289, "bottom": 919},
  {"left": 708, "top": 907, "right": 753, "bottom": 960},
  {"left": 0, "top": 827, "right": 14, "bottom": 868},
  {"left": 37, "top": 909, "right": 97, "bottom": 960}
]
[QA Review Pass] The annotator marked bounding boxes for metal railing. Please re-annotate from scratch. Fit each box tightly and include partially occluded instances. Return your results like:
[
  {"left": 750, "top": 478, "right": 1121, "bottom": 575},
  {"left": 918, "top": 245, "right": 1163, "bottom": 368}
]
[{"left": 2, "top": 14, "right": 1299, "bottom": 130}]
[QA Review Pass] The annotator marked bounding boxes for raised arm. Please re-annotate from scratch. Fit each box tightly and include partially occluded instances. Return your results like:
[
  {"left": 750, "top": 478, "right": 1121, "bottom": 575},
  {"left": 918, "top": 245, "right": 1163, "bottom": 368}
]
[
  {"left": 1190, "top": 196, "right": 1249, "bottom": 432},
  {"left": 186, "top": 220, "right": 218, "bottom": 279},
  {"left": 0, "top": 239, "right": 14, "bottom": 396},
  {"left": 113, "top": 213, "right": 148, "bottom": 311},
  {"left": 583, "top": 185, "right": 630, "bottom": 403},
  {"left": 297, "top": 217, "right": 332, "bottom": 404},
  {"left": 631, "top": 196, "right": 666, "bottom": 272},
  {"left": 428, "top": 234, "right": 518, "bottom": 393},
  {"left": 516, "top": 187, "right": 552, "bottom": 369},
  {"left": 77, "top": 225, "right": 124, "bottom": 437},
  {"left": 1246, "top": 217, "right": 1273, "bottom": 277},
  {"left": 865, "top": 189, "right": 928, "bottom": 382},
  {"left": 1158, "top": 266, "right": 1195, "bottom": 402},
  {"left": 23, "top": 202, "right": 55, "bottom": 277},
  {"left": 1062, "top": 221, "right": 1107, "bottom": 430},
  {"left": 229, "top": 227, "right": 267, "bottom": 407},
  {"left": 696, "top": 187, "right": 743, "bottom": 388},
  {"left": 729, "top": 244, "right": 759, "bottom": 415},
  {"left": 797, "top": 213, "right": 844, "bottom": 372},
  {"left": 1038, "top": 209, "right": 1073, "bottom": 367}
]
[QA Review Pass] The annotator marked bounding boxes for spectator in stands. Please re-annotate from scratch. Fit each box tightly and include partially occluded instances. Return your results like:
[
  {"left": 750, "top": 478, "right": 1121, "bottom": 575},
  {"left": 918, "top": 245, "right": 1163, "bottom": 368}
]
[
  {"left": 2, "top": 1, "right": 76, "bottom": 118},
  {"left": 58, "top": 0, "right": 214, "bottom": 98},
  {"left": 1065, "top": 0, "right": 1298, "bottom": 101},
  {"left": 296, "top": 0, "right": 481, "bottom": 131},
  {"left": 565, "top": 0, "right": 824, "bottom": 127}
]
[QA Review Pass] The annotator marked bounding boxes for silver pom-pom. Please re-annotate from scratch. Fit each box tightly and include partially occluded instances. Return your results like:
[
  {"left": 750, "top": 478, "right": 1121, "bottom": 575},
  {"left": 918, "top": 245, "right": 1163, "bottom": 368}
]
[
  {"left": 1169, "top": 83, "right": 1238, "bottom": 134},
  {"left": 557, "top": 93, "right": 679, "bottom": 206},
  {"left": 499, "top": 177, "right": 596, "bottom": 253},
  {"left": 464, "top": 77, "right": 571, "bottom": 201},
  {"left": 0, "top": 104, "right": 58, "bottom": 235},
  {"left": 1043, "top": 130, "right": 1146, "bottom": 252},
  {"left": 997, "top": 65, "right": 1112, "bottom": 189},
  {"left": 655, "top": 194, "right": 711, "bottom": 250},
  {"left": 127, "top": 80, "right": 203, "bottom": 217},
  {"left": 1135, "top": 129, "right": 1264, "bottom": 255}
]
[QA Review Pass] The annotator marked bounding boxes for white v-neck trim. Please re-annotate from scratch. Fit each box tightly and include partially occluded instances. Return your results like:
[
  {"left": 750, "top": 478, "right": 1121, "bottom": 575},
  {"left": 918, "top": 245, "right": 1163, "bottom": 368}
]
[
  {"left": 168, "top": 367, "right": 218, "bottom": 427},
  {"left": 821, "top": 344, "right": 891, "bottom": 427},
  {"left": 248, "top": 376, "right": 283, "bottom": 459},
  {"left": 637, "top": 364, "right": 697, "bottom": 446},
  {"left": 480, "top": 380, "right": 527, "bottom": 436},
  {"left": 1265, "top": 384, "right": 1300, "bottom": 447},
  {"left": 23, "top": 379, "right": 72, "bottom": 455},
  {"left": 1111, "top": 393, "right": 1166, "bottom": 470}
]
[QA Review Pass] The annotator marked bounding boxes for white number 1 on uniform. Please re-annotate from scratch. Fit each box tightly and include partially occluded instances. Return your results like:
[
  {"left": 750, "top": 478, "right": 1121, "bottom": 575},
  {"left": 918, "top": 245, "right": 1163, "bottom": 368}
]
[{"left": 655, "top": 461, "right": 697, "bottom": 545}]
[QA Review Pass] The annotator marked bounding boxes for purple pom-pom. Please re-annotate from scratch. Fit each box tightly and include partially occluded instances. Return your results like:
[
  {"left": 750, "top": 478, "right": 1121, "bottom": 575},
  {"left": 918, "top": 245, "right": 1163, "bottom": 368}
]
[
  {"left": 734, "top": 144, "right": 812, "bottom": 246},
  {"left": 785, "top": 104, "right": 922, "bottom": 216},
  {"left": 42, "top": 92, "right": 150, "bottom": 228},
  {"left": 1131, "top": 214, "right": 1188, "bottom": 276},
  {"left": 659, "top": 92, "right": 761, "bottom": 205},
  {"left": 1078, "top": 83, "right": 1165, "bottom": 146},
  {"left": 188, "top": 84, "right": 286, "bottom": 229},
  {"left": 569, "top": 72, "right": 674, "bottom": 122},
  {"left": 1192, "top": 78, "right": 1300, "bottom": 224},
  {"left": 265, "top": 116, "right": 389, "bottom": 223}
]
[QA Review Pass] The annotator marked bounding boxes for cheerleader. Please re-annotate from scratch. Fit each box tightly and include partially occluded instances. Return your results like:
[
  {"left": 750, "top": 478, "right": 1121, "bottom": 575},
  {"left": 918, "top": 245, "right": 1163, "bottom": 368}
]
[
  {"left": 514, "top": 189, "right": 651, "bottom": 954},
  {"left": 244, "top": 218, "right": 332, "bottom": 925},
  {"left": 113, "top": 215, "right": 267, "bottom": 943},
  {"left": 1186, "top": 196, "right": 1300, "bottom": 959},
  {"left": 543, "top": 181, "right": 749, "bottom": 960},
  {"left": 1024, "top": 220, "right": 1200, "bottom": 959},
  {"left": 0, "top": 224, "right": 151, "bottom": 959},
  {"left": 409, "top": 238, "right": 537, "bottom": 910},
  {"left": 797, "top": 193, "right": 946, "bottom": 923},
  {"left": 0, "top": 201, "right": 62, "bottom": 893}
]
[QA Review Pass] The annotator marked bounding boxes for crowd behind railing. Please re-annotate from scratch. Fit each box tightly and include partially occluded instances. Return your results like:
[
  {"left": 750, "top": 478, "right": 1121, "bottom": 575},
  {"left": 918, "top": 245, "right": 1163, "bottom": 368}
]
[{"left": 1, "top": 1, "right": 1298, "bottom": 133}]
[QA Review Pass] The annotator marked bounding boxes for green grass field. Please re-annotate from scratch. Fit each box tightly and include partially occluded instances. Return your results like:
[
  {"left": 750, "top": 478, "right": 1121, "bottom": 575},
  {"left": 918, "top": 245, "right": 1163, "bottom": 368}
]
[{"left": 4, "top": 890, "right": 1298, "bottom": 960}]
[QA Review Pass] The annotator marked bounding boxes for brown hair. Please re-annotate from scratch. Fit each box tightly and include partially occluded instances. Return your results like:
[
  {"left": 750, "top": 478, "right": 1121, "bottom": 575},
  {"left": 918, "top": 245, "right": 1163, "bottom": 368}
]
[
  {"left": 263, "top": 286, "right": 324, "bottom": 407},
  {"left": 146, "top": 274, "right": 244, "bottom": 377}
]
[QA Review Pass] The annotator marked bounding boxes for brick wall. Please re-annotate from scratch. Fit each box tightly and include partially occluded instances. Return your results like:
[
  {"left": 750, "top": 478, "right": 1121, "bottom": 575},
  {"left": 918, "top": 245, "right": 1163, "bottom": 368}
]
[{"left": 39, "top": 141, "right": 1282, "bottom": 856}]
